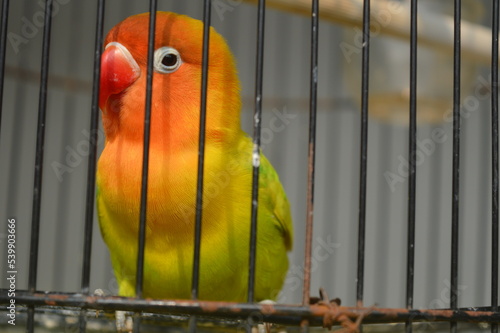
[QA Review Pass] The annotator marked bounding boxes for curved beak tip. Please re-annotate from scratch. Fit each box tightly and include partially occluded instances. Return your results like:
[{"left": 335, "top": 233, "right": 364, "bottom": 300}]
[{"left": 99, "top": 42, "right": 141, "bottom": 110}]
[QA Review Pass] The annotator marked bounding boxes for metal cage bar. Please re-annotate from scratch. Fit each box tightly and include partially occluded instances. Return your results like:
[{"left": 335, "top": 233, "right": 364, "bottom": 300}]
[
  {"left": 491, "top": 1, "right": 499, "bottom": 333},
  {"left": 300, "top": 2, "right": 319, "bottom": 330},
  {"left": 79, "top": 2, "right": 106, "bottom": 332},
  {"left": 133, "top": 3, "right": 158, "bottom": 332},
  {"left": 247, "top": 0, "right": 266, "bottom": 304},
  {"left": 136, "top": 0, "right": 158, "bottom": 300},
  {"left": 302, "top": 0, "right": 319, "bottom": 308},
  {"left": 192, "top": 0, "right": 212, "bottom": 302},
  {"left": 0, "top": 0, "right": 9, "bottom": 139},
  {"left": 27, "top": 0, "right": 54, "bottom": 332},
  {"left": 189, "top": 1, "right": 212, "bottom": 331},
  {"left": 3, "top": 1, "right": 500, "bottom": 332},
  {"left": 451, "top": 0, "right": 461, "bottom": 332},
  {"left": 356, "top": 0, "right": 370, "bottom": 307},
  {"left": 81, "top": 0, "right": 106, "bottom": 296},
  {"left": 4, "top": 291, "right": 500, "bottom": 326},
  {"left": 406, "top": 0, "right": 417, "bottom": 332}
]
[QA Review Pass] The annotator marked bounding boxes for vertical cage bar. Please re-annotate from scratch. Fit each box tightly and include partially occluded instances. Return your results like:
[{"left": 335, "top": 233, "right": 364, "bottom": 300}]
[
  {"left": 81, "top": 0, "right": 106, "bottom": 295},
  {"left": 300, "top": 1, "right": 319, "bottom": 329},
  {"left": 491, "top": 1, "right": 499, "bottom": 333},
  {"left": 190, "top": 2, "right": 211, "bottom": 332},
  {"left": 356, "top": 0, "right": 370, "bottom": 307},
  {"left": 80, "top": 2, "right": 106, "bottom": 331},
  {"left": 133, "top": 3, "right": 157, "bottom": 332},
  {"left": 27, "top": 0, "right": 53, "bottom": 332},
  {"left": 0, "top": 0, "right": 9, "bottom": 137},
  {"left": 406, "top": 0, "right": 417, "bottom": 332},
  {"left": 302, "top": 0, "right": 319, "bottom": 309},
  {"left": 247, "top": 0, "right": 265, "bottom": 303},
  {"left": 450, "top": 0, "right": 461, "bottom": 332},
  {"left": 135, "top": 0, "right": 158, "bottom": 299},
  {"left": 192, "top": 0, "right": 211, "bottom": 302}
]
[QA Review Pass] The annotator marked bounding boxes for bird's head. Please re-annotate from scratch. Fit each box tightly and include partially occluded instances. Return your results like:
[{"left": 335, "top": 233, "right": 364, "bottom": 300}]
[{"left": 99, "top": 12, "right": 241, "bottom": 149}]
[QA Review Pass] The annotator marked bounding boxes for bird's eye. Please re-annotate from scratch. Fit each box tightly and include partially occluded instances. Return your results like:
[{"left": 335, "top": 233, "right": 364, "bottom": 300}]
[{"left": 154, "top": 47, "right": 182, "bottom": 73}]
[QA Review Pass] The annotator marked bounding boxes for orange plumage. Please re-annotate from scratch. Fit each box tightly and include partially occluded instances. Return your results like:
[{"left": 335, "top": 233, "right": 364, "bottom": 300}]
[{"left": 97, "top": 11, "right": 292, "bottom": 301}]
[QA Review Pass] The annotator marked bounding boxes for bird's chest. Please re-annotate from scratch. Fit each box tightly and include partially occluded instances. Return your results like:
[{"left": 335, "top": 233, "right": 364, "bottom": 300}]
[{"left": 97, "top": 141, "right": 249, "bottom": 244}]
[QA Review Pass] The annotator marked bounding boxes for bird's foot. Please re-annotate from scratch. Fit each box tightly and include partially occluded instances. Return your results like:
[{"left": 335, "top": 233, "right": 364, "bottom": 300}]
[
  {"left": 115, "top": 310, "right": 133, "bottom": 332},
  {"left": 91, "top": 289, "right": 107, "bottom": 318},
  {"left": 256, "top": 300, "right": 280, "bottom": 333},
  {"left": 92, "top": 289, "right": 132, "bottom": 331},
  {"left": 93, "top": 288, "right": 106, "bottom": 297}
]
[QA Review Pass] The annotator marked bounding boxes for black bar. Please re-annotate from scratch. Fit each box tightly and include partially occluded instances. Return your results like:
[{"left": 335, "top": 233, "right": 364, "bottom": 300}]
[
  {"left": 491, "top": 1, "right": 499, "bottom": 333},
  {"left": 136, "top": 0, "right": 158, "bottom": 299},
  {"left": 356, "top": 0, "right": 370, "bottom": 306},
  {"left": 300, "top": 0, "right": 320, "bottom": 327},
  {"left": 247, "top": 0, "right": 265, "bottom": 303},
  {"left": 190, "top": 2, "right": 211, "bottom": 332},
  {"left": 191, "top": 0, "right": 211, "bottom": 301},
  {"left": 450, "top": 1, "right": 461, "bottom": 332},
  {"left": 4, "top": 291, "right": 500, "bottom": 326},
  {"left": 406, "top": 1, "right": 417, "bottom": 332},
  {"left": 134, "top": 4, "right": 157, "bottom": 333},
  {"left": 0, "top": 0, "right": 9, "bottom": 138},
  {"left": 28, "top": 0, "right": 54, "bottom": 332},
  {"left": 80, "top": 5, "right": 105, "bottom": 333},
  {"left": 81, "top": 0, "right": 106, "bottom": 295},
  {"left": 302, "top": 0, "right": 319, "bottom": 310}
]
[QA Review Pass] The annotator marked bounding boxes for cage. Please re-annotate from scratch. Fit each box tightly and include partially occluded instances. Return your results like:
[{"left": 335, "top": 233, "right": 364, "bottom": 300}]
[{"left": 0, "top": 0, "right": 498, "bottom": 332}]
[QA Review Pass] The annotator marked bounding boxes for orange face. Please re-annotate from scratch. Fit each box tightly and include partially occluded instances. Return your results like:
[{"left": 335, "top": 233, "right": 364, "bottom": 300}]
[{"left": 99, "top": 12, "right": 242, "bottom": 150}]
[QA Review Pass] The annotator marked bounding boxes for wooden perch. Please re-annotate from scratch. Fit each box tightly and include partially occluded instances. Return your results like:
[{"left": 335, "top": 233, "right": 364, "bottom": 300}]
[{"left": 242, "top": 0, "right": 493, "bottom": 65}]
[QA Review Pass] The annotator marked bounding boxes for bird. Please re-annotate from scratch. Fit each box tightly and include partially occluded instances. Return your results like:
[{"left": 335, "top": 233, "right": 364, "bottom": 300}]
[{"left": 96, "top": 11, "right": 293, "bottom": 302}]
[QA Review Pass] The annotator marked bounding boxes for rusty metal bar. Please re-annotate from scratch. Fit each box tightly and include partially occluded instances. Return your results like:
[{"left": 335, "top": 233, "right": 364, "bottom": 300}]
[
  {"left": 2, "top": 291, "right": 500, "bottom": 326},
  {"left": 300, "top": 0, "right": 320, "bottom": 330},
  {"left": 302, "top": 0, "right": 319, "bottom": 308}
]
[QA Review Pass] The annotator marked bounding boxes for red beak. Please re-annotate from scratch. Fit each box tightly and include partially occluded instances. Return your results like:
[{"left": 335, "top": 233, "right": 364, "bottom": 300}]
[{"left": 99, "top": 42, "right": 140, "bottom": 111}]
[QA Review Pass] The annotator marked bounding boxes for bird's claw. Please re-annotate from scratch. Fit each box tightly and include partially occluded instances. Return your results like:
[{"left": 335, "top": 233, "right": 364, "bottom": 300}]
[{"left": 115, "top": 310, "right": 133, "bottom": 332}]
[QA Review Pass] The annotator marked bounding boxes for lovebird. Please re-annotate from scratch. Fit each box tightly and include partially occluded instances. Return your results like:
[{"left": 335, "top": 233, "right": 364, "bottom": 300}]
[{"left": 97, "top": 11, "right": 293, "bottom": 302}]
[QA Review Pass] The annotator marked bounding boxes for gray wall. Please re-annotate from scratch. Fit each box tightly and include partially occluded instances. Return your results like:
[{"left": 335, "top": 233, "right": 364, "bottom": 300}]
[{"left": 0, "top": 0, "right": 496, "bottom": 312}]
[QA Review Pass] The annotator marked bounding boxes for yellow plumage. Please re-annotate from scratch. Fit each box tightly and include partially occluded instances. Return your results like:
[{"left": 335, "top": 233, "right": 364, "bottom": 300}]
[{"left": 97, "top": 11, "right": 292, "bottom": 301}]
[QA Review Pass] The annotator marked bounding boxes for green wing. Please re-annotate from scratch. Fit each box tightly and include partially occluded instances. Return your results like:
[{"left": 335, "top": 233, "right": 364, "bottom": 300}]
[{"left": 258, "top": 153, "right": 293, "bottom": 251}]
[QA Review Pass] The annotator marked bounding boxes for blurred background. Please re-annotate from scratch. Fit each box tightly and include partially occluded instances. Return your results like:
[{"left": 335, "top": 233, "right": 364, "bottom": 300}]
[{"left": 0, "top": 0, "right": 497, "bottom": 319}]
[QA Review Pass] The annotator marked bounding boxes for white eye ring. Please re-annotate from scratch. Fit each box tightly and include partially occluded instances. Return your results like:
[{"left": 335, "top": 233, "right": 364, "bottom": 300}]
[{"left": 154, "top": 47, "right": 182, "bottom": 74}]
